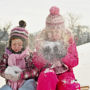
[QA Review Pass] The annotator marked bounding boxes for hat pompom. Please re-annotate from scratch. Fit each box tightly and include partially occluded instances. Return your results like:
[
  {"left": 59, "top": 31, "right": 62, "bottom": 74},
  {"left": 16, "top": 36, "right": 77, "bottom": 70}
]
[
  {"left": 50, "top": 6, "right": 59, "bottom": 15},
  {"left": 19, "top": 20, "right": 26, "bottom": 28}
]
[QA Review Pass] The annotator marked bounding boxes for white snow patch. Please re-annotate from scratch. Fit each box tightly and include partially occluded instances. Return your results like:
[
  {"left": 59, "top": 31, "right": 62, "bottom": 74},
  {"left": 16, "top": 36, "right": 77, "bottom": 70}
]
[
  {"left": 74, "top": 43, "right": 90, "bottom": 86},
  {"left": 5, "top": 66, "right": 22, "bottom": 77},
  {"left": 44, "top": 68, "right": 54, "bottom": 73}
]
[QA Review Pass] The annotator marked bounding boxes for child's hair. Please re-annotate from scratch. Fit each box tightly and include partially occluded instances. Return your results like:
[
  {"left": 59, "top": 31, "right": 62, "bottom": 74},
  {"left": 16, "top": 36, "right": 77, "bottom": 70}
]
[{"left": 62, "top": 29, "right": 74, "bottom": 45}]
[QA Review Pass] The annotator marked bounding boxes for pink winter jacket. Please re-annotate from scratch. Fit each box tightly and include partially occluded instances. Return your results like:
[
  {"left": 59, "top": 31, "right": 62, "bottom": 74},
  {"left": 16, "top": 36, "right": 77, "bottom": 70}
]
[
  {"left": 57, "top": 38, "right": 79, "bottom": 81},
  {"left": 56, "top": 38, "right": 80, "bottom": 90},
  {"left": 0, "top": 48, "right": 39, "bottom": 90},
  {"left": 33, "top": 38, "right": 80, "bottom": 90},
  {"left": 32, "top": 52, "right": 49, "bottom": 70},
  {"left": 33, "top": 38, "right": 79, "bottom": 80}
]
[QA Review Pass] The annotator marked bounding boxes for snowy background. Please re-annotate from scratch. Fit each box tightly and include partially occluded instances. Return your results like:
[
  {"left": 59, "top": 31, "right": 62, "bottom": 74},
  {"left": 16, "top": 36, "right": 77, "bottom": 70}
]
[
  {"left": 0, "top": 42, "right": 90, "bottom": 87},
  {"left": 0, "top": 0, "right": 90, "bottom": 33},
  {"left": 74, "top": 43, "right": 90, "bottom": 86}
]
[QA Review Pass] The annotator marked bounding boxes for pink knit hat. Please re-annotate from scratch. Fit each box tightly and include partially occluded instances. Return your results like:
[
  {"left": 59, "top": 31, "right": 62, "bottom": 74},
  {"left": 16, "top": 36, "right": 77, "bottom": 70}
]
[
  {"left": 10, "top": 27, "right": 29, "bottom": 39},
  {"left": 45, "top": 6, "right": 65, "bottom": 30}
]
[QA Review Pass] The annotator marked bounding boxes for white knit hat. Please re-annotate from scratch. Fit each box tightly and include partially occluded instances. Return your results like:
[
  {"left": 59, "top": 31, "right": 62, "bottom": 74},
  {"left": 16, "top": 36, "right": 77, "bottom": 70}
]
[{"left": 45, "top": 6, "right": 65, "bottom": 30}]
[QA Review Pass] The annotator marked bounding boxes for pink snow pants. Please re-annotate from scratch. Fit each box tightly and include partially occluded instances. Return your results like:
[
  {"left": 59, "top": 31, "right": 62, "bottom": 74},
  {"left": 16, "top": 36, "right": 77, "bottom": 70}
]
[{"left": 37, "top": 69, "right": 80, "bottom": 90}]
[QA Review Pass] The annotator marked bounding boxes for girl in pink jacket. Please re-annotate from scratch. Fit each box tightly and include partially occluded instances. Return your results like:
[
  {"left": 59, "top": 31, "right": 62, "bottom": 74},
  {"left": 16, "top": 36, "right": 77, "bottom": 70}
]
[
  {"left": 0, "top": 20, "right": 39, "bottom": 90},
  {"left": 33, "top": 6, "right": 80, "bottom": 90}
]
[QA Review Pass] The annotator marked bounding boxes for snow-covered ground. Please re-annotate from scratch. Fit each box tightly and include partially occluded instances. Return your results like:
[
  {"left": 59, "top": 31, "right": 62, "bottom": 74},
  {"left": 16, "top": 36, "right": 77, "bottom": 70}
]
[
  {"left": 0, "top": 43, "right": 90, "bottom": 88},
  {"left": 74, "top": 43, "right": 90, "bottom": 86},
  {"left": 0, "top": 77, "right": 5, "bottom": 87}
]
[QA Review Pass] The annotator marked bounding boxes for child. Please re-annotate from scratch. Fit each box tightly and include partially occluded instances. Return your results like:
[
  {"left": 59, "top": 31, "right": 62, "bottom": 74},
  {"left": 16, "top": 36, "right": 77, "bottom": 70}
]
[
  {"left": 0, "top": 20, "right": 38, "bottom": 90},
  {"left": 33, "top": 6, "right": 80, "bottom": 90}
]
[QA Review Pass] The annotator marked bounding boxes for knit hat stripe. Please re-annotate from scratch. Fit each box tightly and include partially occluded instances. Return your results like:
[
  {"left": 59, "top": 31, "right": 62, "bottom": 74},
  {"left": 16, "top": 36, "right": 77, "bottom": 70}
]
[
  {"left": 46, "top": 22, "right": 64, "bottom": 25},
  {"left": 45, "top": 6, "right": 65, "bottom": 30},
  {"left": 11, "top": 32, "right": 28, "bottom": 38},
  {"left": 12, "top": 27, "right": 28, "bottom": 34},
  {"left": 11, "top": 30, "right": 28, "bottom": 36},
  {"left": 10, "top": 27, "right": 29, "bottom": 40},
  {"left": 11, "top": 33, "right": 28, "bottom": 39}
]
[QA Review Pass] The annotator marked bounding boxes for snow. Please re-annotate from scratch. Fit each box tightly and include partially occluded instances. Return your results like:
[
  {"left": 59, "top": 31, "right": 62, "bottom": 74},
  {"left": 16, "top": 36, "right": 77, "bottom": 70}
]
[
  {"left": 0, "top": 77, "right": 5, "bottom": 88},
  {"left": 0, "top": 43, "right": 90, "bottom": 87},
  {"left": 44, "top": 68, "right": 54, "bottom": 73},
  {"left": 5, "top": 66, "right": 22, "bottom": 77},
  {"left": 74, "top": 43, "right": 90, "bottom": 86}
]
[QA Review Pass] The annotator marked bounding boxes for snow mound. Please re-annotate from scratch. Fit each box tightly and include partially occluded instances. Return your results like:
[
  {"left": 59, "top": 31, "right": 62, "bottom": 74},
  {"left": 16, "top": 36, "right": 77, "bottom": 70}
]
[
  {"left": 74, "top": 43, "right": 90, "bottom": 86},
  {"left": 5, "top": 66, "right": 22, "bottom": 77}
]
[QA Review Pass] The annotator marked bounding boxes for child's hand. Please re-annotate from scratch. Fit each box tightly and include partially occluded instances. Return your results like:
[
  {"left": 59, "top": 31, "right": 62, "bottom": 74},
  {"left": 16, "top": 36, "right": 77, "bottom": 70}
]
[
  {"left": 10, "top": 74, "right": 20, "bottom": 81},
  {"left": 5, "top": 74, "right": 13, "bottom": 80},
  {"left": 5, "top": 73, "right": 20, "bottom": 81}
]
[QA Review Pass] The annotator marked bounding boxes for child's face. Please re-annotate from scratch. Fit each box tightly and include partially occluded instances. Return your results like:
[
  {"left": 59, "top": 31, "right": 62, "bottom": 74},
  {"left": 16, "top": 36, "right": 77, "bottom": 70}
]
[
  {"left": 11, "top": 38, "right": 23, "bottom": 52},
  {"left": 47, "top": 30, "right": 62, "bottom": 41}
]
